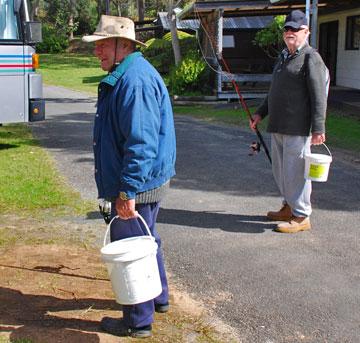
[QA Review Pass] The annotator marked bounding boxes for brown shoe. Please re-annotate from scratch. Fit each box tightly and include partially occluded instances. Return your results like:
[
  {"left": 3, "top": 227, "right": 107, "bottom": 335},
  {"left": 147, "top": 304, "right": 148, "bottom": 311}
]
[
  {"left": 267, "top": 204, "right": 292, "bottom": 221},
  {"left": 275, "top": 216, "right": 311, "bottom": 233}
]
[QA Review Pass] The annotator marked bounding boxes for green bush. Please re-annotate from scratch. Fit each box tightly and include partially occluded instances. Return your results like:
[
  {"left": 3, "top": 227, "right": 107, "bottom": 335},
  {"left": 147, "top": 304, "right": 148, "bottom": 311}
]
[
  {"left": 162, "top": 30, "right": 192, "bottom": 41},
  {"left": 253, "top": 15, "right": 286, "bottom": 59},
  {"left": 142, "top": 31, "right": 198, "bottom": 75},
  {"left": 141, "top": 37, "right": 172, "bottom": 73},
  {"left": 169, "top": 56, "right": 211, "bottom": 95},
  {"left": 37, "top": 24, "right": 69, "bottom": 53},
  {"left": 142, "top": 30, "right": 212, "bottom": 95}
]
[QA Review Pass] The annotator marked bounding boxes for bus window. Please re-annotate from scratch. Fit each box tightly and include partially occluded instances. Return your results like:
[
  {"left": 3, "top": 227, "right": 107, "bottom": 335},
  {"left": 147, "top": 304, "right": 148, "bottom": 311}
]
[{"left": 0, "top": 0, "right": 19, "bottom": 40}]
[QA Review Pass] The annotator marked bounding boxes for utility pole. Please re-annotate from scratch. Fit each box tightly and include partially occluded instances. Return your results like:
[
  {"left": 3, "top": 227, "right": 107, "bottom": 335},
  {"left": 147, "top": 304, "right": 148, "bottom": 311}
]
[
  {"left": 305, "top": 0, "right": 311, "bottom": 24},
  {"left": 168, "top": 0, "right": 181, "bottom": 66},
  {"left": 310, "top": 0, "right": 318, "bottom": 48},
  {"left": 105, "top": 0, "right": 110, "bottom": 15}
]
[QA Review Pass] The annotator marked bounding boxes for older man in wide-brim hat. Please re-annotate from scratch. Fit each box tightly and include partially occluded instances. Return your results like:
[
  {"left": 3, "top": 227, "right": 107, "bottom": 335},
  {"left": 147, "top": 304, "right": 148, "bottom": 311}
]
[
  {"left": 83, "top": 16, "right": 176, "bottom": 338},
  {"left": 83, "top": 15, "right": 146, "bottom": 71}
]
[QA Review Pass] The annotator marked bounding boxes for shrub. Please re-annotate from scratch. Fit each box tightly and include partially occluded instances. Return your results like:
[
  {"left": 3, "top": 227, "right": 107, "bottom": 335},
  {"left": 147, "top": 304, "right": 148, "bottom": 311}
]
[
  {"left": 37, "top": 24, "right": 69, "bottom": 53},
  {"left": 142, "top": 31, "right": 198, "bottom": 75},
  {"left": 168, "top": 56, "right": 211, "bottom": 95},
  {"left": 162, "top": 30, "right": 192, "bottom": 41},
  {"left": 253, "top": 15, "right": 286, "bottom": 59}
]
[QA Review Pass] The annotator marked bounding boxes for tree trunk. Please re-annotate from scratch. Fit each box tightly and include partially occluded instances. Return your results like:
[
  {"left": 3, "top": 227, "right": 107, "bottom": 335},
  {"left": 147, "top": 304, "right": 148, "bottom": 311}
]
[
  {"left": 97, "top": 0, "right": 102, "bottom": 20},
  {"left": 167, "top": 3, "right": 181, "bottom": 66},
  {"left": 110, "top": 0, "right": 121, "bottom": 16},
  {"left": 29, "top": 0, "right": 40, "bottom": 21},
  {"left": 137, "top": 0, "right": 144, "bottom": 22},
  {"left": 68, "top": 0, "right": 76, "bottom": 40},
  {"left": 69, "top": 14, "right": 74, "bottom": 40}
]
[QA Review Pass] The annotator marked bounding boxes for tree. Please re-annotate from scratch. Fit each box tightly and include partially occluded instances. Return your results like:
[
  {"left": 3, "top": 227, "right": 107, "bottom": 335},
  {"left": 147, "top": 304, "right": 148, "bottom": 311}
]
[
  {"left": 137, "top": 0, "right": 144, "bottom": 21},
  {"left": 111, "top": 0, "right": 122, "bottom": 16},
  {"left": 253, "top": 15, "right": 286, "bottom": 59},
  {"left": 29, "top": 0, "right": 40, "bottom": 21},
  {"left": 68, "top": 0, "right": 76, "bottom": 39},
  {"left": 167, "top": 0, "right": 181, "bottom": 66}
]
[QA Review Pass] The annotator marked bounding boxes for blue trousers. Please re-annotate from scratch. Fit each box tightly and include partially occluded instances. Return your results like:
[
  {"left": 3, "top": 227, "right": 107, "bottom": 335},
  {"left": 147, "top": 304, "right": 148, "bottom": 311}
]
[{"left": 109, "top": 202, "right": 169, "bottom": 328}]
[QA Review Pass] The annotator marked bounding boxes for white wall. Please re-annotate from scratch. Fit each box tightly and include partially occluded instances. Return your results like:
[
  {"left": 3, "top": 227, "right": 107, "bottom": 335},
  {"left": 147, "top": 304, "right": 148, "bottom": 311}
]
[{"left": 318, "top": 8, "right": 360, "bottom": 90}]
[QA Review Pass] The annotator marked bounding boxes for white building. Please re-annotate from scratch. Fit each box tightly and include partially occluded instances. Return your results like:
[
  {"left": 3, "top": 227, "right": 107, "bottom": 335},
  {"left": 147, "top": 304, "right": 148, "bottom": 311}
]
[{"left": 318, "top": 7, "right": 360, "bottom": 89}]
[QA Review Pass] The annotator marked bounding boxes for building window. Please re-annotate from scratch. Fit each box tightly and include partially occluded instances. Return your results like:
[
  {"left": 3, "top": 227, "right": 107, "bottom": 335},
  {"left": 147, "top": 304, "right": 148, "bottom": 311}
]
[
  {"left": 223, "top": 35, "right": 235, "bottom": 48},
  {"left": 345, "top": 15, "right": 360, "bottom": 50}
]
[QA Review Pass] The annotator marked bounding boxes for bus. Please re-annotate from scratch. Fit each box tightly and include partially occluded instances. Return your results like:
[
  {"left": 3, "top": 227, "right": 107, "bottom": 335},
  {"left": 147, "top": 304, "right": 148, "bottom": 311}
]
[{"left": 0, "top": 0, "right": 44, "bottom": 124}]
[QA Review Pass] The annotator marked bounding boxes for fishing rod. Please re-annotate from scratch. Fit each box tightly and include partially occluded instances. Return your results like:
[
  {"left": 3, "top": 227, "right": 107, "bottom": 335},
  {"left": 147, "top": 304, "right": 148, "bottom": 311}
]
[
  {"left": 195, "top": 10, "right": 272, "bottom": 164},
  {"left": 220, "top": 57, "right": 272, "bottom": 164}
]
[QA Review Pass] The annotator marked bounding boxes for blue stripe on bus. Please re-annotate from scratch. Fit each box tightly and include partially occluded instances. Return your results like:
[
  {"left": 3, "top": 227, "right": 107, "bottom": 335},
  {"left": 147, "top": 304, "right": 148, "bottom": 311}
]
[
  {"left": 0, "top": 60, "right": 31, "bottom": 63},
  {"left": 0, "top": 54, "right": 32, "bottom": 58},
  {"left": 0, "top": 55, "right": 32, "bottom": 58},
  {"left": 0, "top": 69, "right": 33, "bottom": 73}
]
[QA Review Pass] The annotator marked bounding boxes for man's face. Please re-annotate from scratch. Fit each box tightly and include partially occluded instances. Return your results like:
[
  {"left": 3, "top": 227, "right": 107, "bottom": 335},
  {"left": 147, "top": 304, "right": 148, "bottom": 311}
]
[
  {"left": 94, "top": 38, "right": 129, "bottom": 71},
  {"left": 283, "top": 26, "right": 309, "bottom": 53}
]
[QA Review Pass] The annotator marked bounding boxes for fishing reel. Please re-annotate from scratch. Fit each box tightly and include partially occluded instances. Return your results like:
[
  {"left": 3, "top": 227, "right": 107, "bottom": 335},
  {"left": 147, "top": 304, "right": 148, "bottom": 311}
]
[
  {"left": 249, "top": 141, "right": 261, "bottom": 156},
  {"left": 99, "top": 199, "right": 112, "bottom": 224}
]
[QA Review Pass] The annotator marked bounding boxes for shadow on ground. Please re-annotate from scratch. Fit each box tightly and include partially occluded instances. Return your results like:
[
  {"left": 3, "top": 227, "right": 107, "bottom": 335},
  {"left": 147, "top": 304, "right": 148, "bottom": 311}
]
[
  {"left": 0, "top": 287, "right": 118, "bottom": 343},
  {"left": 158, "top": 208, "right": 274, "bottom": 233}
]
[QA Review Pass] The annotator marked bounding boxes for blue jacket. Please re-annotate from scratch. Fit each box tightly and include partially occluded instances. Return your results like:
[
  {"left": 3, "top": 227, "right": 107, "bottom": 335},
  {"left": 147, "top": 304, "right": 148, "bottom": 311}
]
[{"left": 94, "top": 52, "right": 176, "bottom": 199}]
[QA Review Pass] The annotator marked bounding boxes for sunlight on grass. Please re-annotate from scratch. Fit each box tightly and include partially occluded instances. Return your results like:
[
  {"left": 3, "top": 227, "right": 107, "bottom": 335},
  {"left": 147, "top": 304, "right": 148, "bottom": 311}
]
[
  {"left": 0, "top": 125, "right": 94, "bottom": 216},
  {"left": 326, "top": 112, "right": 360, "bottom": 151},
  {"left": 173, "top": 105, "right": 267, "bottom": 129},
  {"left": 39, "top": 53, "right": 106, "bottom": 94}
]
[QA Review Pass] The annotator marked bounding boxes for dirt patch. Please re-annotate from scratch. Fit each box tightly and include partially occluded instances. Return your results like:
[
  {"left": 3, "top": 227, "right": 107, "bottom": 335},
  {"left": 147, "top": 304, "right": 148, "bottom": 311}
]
[{"left": 0, "top": 216, "right": 239, "bottom": 342}]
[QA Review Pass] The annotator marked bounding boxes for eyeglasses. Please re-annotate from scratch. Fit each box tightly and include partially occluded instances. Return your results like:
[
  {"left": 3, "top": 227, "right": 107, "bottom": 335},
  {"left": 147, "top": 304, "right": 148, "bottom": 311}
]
[{"left": 283, "top": 27, "right": 305, "bottom": 33}]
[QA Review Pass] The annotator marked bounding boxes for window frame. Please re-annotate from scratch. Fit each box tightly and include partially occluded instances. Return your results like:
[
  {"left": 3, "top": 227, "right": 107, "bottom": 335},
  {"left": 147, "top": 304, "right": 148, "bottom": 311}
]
[
  {"left": 345, "top": 15, "right": 360, "bottom": 50},
  {"left": 0, "top": 0, "right": 21, "bottom": 42}
]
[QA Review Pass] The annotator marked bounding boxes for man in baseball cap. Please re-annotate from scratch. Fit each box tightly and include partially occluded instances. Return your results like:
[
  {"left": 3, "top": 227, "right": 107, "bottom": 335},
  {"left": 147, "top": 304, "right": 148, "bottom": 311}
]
[
  {"left": 250, "top": 10, "right": 329, "bottom": 233},
  {"left": 283, "top": 9, "right": 308, "bottom": 29}
]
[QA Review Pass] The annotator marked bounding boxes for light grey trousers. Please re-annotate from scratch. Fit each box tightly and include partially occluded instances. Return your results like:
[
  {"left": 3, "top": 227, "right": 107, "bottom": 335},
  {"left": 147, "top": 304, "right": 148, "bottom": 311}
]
[{"left": 271, "top": 133, "right": 312, "bottom": 217}]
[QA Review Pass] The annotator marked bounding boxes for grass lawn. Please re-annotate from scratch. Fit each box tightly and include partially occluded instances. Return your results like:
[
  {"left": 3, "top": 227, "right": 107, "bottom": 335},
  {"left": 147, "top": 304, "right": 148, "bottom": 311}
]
[
  {"left": 325, "top": 111, "right": 360, "bottom": 151},
  {"left": 40, "top": 53, "right": 105, "bottom": 94},
  {"left": 0, "top": 124, "right": 93, "bottom": 216},
  {"left": 39, "top": 53, "right": 360, "bottom": 153}
]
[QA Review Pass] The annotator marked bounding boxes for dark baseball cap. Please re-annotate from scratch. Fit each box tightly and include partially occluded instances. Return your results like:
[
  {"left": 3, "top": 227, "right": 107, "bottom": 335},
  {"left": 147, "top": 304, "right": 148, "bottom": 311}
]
[{"left": 284, "top": 10, "right": 308, "bottom": 29}]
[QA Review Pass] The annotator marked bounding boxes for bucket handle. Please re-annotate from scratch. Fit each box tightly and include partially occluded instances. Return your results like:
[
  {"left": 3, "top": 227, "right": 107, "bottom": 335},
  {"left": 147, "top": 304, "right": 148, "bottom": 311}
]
[
  {"left": 313, "top": 143, "right": 332, "bottom": 157},
  {"left": 103, "top": 213, "right": 152, "bottom": 247}
]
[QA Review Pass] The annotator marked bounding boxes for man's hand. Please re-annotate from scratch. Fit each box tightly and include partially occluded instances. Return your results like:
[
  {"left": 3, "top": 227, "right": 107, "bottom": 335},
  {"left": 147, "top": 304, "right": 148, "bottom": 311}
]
[
  {"left": 250, "top": 114, "right": 262, "bottom": 131},
  {"left": 311, "top": 132, "right": 326, "bottom": 145},
  {"left": 115, "top": 198, "right": 137, "bottom": 220}
]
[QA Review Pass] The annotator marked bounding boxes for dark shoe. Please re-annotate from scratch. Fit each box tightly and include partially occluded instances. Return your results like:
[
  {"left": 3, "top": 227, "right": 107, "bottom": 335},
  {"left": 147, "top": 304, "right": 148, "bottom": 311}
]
[
  {"left": 275, "top": 216, "right": 311, "bottom": 233},
  {"left": 100, "top": 317, "right": 152, "bottom": 338},
  {"left": 267, "top": 204, "right": 292, "bottom": 221},
  {"left": 155, "top": 302, "right": 169, "bottom": 313}
]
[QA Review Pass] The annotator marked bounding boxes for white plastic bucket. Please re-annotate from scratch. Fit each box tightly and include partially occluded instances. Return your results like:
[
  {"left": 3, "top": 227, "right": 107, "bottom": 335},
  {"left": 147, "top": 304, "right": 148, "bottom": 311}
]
[
  {"left": 101, "top": 214, "right": 162, "bottom": 305},
  {"left": 304, "top": 143, "right": 332, "bottom": 182}
]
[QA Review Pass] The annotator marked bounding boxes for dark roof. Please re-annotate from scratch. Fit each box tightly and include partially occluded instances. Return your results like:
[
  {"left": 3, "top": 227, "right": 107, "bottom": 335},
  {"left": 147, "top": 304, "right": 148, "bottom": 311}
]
[
  {"left": 178, "top": 0, "right": 360, "bottom": 19},
  {"left": 158, "top": 12, "right": 274, "bottom": 30}
]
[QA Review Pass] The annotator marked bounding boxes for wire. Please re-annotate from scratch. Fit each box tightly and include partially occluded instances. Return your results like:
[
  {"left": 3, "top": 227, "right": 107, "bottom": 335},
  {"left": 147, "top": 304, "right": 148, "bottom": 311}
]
[
  {"left": 193, "top": 8, "right": 272, "bottom": 164},
  {"left": 194, "top": 9, "right": 235, "bottom": 77}
]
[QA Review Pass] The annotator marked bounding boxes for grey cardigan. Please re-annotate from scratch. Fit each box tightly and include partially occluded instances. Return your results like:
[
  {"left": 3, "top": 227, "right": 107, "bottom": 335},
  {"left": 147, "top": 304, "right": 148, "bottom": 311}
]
[{"left": 256, "top": 44, "right": 328, "bottom": 136}]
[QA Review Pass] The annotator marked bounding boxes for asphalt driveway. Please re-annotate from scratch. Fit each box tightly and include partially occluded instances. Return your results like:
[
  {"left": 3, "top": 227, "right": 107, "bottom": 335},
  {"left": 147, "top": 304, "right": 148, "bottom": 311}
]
[{"left": 32, "top": 85, "right": 360, "bottom": 342}]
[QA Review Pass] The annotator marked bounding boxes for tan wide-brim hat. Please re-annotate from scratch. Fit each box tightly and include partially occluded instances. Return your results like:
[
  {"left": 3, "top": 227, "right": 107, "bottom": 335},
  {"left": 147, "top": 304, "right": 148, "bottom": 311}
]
[{"left": 82, "top": 15, "right": 146, "bottom": 47}]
